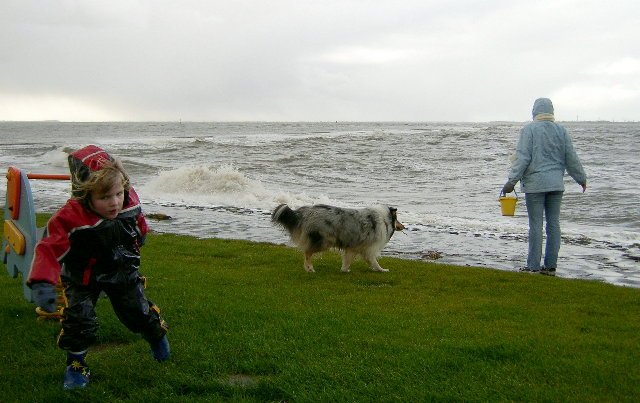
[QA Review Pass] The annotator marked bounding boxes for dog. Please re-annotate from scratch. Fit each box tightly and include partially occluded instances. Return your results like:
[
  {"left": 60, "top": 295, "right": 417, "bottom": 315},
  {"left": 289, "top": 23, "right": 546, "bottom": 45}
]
[{"left": 271, "top": 204, "right": 405, "bottom": 273}]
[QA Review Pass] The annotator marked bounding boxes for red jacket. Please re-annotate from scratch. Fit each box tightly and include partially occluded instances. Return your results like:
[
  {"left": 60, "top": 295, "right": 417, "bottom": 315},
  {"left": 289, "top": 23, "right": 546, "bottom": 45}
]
[{"left": 28, "top": 188, "right": 148, "bottom": 286}]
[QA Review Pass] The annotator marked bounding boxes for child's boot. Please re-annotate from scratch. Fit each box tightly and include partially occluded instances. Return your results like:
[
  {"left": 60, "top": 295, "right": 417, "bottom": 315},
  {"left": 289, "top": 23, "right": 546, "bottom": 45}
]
[
  {"left": 150, "top": 335, "right": 170, "bottom": 362},
  {"left": 63, "top": 351, "right": 90, "bottom": 390}
]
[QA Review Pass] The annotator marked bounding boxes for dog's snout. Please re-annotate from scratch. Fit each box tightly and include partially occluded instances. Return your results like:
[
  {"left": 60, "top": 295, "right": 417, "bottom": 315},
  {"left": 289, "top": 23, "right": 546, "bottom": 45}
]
[{"left": 395, "top": 221, "right": 406, "bottom": 231}]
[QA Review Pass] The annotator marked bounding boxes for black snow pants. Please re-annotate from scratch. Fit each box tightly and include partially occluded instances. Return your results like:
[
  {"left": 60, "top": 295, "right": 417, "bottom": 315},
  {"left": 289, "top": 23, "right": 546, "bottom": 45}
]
[{"left": 57, "top": 267, "right": 167, "bottom": 352}]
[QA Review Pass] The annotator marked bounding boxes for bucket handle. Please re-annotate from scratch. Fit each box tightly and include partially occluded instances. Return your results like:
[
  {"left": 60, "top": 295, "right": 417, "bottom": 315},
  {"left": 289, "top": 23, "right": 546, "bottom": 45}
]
[{"left": 499, "top": 189, "right": 518, "bottom": 199}]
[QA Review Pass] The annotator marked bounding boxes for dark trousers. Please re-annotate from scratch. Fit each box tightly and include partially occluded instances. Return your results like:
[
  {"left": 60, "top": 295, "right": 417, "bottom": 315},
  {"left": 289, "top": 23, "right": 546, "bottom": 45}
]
[{"left": 58, "top": 270, "right": 167, "bottom": 352}]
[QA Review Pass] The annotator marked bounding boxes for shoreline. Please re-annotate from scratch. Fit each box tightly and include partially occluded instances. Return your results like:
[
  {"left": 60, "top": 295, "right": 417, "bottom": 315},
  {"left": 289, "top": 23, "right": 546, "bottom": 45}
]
[{"left": 145, "top": 221, "right": 640, "bottom": 289}]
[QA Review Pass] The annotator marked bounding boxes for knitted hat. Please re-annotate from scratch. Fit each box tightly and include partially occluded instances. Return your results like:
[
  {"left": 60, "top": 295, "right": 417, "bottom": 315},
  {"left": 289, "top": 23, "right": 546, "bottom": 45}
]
[{"left": 68, "top": 145, "right": 114, "bottom": 197}]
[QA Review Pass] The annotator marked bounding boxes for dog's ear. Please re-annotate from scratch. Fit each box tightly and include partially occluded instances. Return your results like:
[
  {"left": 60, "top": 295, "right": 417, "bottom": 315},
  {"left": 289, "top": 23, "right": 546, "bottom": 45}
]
[{"left": 389, "top": 206, "right": 399, "bottom": 222}]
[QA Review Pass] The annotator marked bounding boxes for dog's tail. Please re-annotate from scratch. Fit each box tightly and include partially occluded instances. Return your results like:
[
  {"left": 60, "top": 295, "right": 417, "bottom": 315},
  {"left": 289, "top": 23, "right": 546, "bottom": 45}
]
[{"left": 271, "top": 204, "right": 299, "bottom": 232}]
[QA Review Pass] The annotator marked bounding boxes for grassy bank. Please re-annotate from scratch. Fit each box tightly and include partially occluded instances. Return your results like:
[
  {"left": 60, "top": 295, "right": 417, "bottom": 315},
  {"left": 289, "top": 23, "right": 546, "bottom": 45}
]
[{"left": 1, "top": 216, "right": 639, "bottom": 402}]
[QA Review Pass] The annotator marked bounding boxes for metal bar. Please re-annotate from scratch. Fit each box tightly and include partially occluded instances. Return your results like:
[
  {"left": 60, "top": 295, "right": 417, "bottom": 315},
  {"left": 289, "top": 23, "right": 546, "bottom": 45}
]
[{"left": 25, "top": 173, "right": 71, "bottom": 180}]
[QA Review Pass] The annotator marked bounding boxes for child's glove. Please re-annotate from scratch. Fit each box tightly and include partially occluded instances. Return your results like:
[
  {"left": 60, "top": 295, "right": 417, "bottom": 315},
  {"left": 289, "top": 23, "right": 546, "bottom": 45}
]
[{"left": 32, "top": 283, "right": 58, "bottom": 313}]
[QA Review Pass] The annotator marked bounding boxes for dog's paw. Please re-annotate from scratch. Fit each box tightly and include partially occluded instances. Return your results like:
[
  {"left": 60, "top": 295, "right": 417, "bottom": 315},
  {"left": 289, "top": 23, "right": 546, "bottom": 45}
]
[
  {"left": 304, "top": 265, "right": 315, "bottom": 273},
  {"left": 372, "top": 267, "right": 389, "bottom": 272},
  {"left": 340, "top": 267, "right": 351, "bottom": 273}
]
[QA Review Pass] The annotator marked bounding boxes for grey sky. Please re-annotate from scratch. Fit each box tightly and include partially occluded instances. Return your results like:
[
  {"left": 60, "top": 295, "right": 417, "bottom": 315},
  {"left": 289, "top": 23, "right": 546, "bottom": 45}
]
[{"left": 1, "top": 0, "right": 638, "bottom": 122}]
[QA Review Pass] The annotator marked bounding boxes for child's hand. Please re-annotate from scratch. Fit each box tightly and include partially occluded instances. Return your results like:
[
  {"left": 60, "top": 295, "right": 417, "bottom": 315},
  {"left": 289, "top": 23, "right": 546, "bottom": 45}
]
[{"left": 32, "top": 283, "right": 57, "bottom": 313}]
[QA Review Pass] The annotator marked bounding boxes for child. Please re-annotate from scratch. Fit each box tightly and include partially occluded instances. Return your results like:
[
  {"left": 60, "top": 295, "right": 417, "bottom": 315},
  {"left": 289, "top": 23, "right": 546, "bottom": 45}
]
[{"left": 27, "top": 145, "right": 170, "bottom": 390}]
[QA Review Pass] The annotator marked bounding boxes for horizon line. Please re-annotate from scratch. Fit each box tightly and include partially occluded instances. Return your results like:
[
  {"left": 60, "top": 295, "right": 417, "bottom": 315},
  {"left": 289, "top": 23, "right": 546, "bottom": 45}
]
[{"left": 2, "top": 119, "right": 638, "bottom": 124}]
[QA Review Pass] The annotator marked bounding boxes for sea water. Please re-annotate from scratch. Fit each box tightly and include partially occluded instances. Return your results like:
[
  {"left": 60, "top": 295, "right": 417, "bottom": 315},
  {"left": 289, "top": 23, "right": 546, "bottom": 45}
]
[{"left": 1, "top": 121, "right": 638, "bottom": 287}]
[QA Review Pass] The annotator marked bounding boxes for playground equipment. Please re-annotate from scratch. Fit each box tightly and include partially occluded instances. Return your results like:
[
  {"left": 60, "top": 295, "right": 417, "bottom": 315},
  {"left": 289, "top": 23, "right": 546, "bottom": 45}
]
[{"left": 2, "top": 166, "right": 70, "bottom": 318}]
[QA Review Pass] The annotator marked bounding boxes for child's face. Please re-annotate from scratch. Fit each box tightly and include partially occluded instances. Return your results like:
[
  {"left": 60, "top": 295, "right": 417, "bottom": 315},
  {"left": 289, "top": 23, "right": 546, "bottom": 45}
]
[{"left": 90, "top": 180, "right": 125, "bottom": 219}]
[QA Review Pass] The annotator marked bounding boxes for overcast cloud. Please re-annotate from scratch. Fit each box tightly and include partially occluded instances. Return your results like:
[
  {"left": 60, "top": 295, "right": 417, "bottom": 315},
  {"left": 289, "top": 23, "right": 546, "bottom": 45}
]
[{"left": 1, "top": 0, "right": 638, "bottom": 122}]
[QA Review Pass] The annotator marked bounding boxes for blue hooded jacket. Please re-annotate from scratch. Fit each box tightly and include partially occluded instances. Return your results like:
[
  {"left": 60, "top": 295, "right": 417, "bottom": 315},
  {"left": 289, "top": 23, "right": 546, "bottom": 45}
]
[{"left": 507, "top": 98, "right": 587, "bottom": 193}]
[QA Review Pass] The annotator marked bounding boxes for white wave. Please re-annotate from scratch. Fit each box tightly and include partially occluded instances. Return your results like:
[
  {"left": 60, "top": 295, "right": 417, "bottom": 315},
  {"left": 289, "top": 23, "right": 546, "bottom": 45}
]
[
  {"left": 141, "top": 164, "right": 336, "bottom": 210},
  {"left": 42, "top": 147, "right": 71, "bottom": 168},
  {"left": 272, "top": 191, "right": 335, "bottom": 209}
]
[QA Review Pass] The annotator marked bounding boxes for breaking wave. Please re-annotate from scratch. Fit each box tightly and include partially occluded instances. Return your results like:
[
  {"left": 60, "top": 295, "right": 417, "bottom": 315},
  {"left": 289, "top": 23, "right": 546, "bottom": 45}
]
[{"left": 142, "top": 164, "right": 334, "bottom": 210}]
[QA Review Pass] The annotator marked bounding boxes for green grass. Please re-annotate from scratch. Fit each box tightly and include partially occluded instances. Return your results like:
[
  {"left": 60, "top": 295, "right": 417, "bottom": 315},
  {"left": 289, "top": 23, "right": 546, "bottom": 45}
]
[{"left": 1, "top": 215, "right": 639, "bottom": 402}]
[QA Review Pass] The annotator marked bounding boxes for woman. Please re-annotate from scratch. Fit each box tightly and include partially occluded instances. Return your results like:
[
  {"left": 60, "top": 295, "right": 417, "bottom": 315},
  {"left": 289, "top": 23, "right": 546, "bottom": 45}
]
[{"left": 502, "top": 98, "right": 587, "bottom": 275}]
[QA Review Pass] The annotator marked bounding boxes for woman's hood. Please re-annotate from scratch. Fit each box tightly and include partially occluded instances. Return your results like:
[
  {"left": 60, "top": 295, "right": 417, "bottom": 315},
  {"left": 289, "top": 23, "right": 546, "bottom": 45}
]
[{"left": 532, "top": 98, "right": 554, "bottom": 118}]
